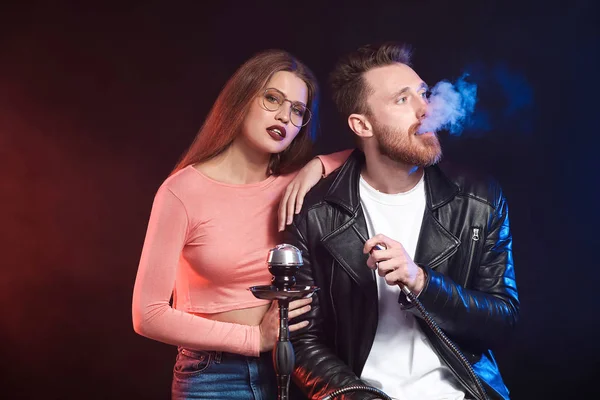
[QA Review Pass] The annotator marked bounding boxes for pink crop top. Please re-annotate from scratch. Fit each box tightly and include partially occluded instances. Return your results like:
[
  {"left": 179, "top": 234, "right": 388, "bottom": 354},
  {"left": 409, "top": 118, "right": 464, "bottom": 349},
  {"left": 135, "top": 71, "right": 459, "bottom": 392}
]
[{"left": 132, "top": 151, "right": 350, "bottom": 357}]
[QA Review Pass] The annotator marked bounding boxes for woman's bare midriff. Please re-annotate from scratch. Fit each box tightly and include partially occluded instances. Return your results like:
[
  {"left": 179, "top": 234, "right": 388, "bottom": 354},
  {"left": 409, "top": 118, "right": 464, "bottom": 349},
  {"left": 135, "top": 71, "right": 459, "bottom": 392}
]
[{"left": 195, "top": 303, "right": 270, "bottom": 326}]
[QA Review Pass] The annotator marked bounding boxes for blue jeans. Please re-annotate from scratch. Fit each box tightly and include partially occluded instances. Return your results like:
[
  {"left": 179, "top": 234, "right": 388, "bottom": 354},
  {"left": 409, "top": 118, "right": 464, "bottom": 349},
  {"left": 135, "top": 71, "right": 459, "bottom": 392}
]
[{"left": 171, "top": 348, "right": 277, "bottom": 400}]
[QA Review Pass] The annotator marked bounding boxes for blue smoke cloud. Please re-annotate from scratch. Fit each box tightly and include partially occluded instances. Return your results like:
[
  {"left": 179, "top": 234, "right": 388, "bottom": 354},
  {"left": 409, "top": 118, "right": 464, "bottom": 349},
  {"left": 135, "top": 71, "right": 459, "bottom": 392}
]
[
  {"left": 418, "top": 74, "right": 477, "bottom": 135},
  {"left": 418, "top": 63, "right": 534, "bottom": 137}
]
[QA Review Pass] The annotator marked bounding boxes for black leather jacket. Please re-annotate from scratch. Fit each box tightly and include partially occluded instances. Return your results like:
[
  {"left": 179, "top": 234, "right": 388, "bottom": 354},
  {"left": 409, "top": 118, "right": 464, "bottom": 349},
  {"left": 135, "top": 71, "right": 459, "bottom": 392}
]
[{"left": 285, "top": 150, "right": 519, "bottom": 400}]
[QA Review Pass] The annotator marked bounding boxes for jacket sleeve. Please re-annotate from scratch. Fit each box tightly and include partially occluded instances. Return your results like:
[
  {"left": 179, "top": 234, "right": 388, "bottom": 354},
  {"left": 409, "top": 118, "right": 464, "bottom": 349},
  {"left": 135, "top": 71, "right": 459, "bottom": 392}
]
[
  {"left": 405, "top": 189, "right": 519, "bottom": 350},
  {"left": 285, "top": 215, "right": 379, "bottom": 400}
]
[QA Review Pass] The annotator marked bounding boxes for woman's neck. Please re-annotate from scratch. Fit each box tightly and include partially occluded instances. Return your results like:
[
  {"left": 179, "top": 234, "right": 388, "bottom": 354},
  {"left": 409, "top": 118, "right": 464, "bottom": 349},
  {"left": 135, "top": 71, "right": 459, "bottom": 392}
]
[{"left": 196, "top": 139, "right": 271, "bottom": 185}]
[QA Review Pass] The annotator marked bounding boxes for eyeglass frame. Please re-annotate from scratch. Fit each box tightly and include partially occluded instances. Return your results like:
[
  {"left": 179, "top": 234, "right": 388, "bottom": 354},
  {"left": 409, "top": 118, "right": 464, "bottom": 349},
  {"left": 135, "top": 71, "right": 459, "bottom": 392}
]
[{"left": 260, "top": 87, "right": 312, "bottom": 128}]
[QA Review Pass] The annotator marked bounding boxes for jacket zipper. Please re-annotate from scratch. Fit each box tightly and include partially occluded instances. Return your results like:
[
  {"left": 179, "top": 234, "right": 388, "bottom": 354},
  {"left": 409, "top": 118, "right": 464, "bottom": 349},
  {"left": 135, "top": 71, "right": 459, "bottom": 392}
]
[
  {"left": 462, "top": 227, "right": 481, "bottom": 288},
  {"left": 330, "top": 209, "right": 339, "bottom": 349},
  {"left": 330, "top": 260, "right": 338, "bottom": 350},
  {"left": 457, "top": 226, "right": 487, "bottom": 399},
  {"left": 427, "top": 227, "right": 486, "bottom": 399}
]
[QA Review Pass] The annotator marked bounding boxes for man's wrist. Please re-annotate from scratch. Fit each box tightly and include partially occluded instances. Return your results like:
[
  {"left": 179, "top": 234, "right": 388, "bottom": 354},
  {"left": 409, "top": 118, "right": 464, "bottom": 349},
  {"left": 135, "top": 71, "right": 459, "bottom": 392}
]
[{"left": 414, "top": 266, "right": 428, "bottom": 297}]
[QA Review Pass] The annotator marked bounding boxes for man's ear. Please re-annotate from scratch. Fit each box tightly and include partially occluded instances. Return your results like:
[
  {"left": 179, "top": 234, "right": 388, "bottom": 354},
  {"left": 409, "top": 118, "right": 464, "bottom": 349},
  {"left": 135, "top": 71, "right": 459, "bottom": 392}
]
[{"left": 348, "top": 113, "right": 374, "bottom": 139}]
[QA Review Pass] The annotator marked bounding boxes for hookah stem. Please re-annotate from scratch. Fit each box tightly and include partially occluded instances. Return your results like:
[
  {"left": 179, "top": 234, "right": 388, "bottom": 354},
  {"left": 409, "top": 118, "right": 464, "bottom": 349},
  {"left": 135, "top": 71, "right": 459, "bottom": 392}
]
[
  {"left": 279, "top": 299, "right": 290, "bottom": 340},
  {"left": 276, "top": 299, "right": 292, "bottom": 400}
]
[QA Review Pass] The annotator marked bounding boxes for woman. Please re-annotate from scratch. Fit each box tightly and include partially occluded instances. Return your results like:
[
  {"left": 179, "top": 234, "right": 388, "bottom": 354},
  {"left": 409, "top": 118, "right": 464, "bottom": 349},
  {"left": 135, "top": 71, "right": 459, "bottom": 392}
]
[{"left": 131, "top": 49, "right": 349, "bottom": 399}]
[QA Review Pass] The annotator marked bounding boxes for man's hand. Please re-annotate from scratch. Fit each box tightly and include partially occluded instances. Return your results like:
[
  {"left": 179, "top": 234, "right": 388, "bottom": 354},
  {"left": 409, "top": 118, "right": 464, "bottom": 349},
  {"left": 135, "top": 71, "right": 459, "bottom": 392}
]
[{"left": 363, "top": 234, "right": 426, "bottom": 293}]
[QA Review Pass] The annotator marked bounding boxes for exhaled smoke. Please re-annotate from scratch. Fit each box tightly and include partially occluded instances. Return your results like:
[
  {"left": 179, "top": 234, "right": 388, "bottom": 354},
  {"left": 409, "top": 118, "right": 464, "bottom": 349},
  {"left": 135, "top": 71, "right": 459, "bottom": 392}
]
[{"left": 418, "top": 74, "right": 477, "bottom": 135}]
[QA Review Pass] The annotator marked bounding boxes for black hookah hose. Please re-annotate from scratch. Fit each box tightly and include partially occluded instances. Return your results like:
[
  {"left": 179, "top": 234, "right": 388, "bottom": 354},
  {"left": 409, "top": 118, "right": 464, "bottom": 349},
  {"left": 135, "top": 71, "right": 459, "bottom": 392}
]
[
  {"left": 399, "top": 286, "right": 489, "bottom": 400},
  {"left": 322, "top": 287, "right": 489, "bottom": 400},
  {"left": 323, "top": 240, "right": 490, "bottom": 400},
  {"left": 321, "top": 385, "right": 392, "bottom": 400}
]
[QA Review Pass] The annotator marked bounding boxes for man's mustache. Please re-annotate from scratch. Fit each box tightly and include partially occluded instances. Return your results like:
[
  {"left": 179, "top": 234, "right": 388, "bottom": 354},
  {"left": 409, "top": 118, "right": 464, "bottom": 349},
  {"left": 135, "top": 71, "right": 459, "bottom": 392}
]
[{"left": 409, "top": 122, "right": 421, "bottom": 135}]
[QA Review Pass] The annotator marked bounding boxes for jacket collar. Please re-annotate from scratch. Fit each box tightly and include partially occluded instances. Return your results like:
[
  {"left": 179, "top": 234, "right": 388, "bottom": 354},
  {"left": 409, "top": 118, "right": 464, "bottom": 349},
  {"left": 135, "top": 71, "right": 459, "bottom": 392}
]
[
  {"left": 324, "top": 149, "right": 459, "bottom": 214},
  {"left": 321, "top": 149, "right": 460, "bottom": 296}
]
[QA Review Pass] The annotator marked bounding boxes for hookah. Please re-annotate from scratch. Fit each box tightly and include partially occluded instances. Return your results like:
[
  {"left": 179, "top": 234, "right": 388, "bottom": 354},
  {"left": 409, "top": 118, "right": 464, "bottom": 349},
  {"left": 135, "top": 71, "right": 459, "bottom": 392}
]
[{"left": 249, "top": 244, "right": 392, "bottom": 400}]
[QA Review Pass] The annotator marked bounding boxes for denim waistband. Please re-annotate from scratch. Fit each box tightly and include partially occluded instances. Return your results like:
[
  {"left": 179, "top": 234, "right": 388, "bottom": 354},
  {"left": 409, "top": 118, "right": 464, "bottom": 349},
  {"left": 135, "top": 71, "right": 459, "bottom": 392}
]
[{"left": 177, "top": 347, "right": 270, "bottom": 363}]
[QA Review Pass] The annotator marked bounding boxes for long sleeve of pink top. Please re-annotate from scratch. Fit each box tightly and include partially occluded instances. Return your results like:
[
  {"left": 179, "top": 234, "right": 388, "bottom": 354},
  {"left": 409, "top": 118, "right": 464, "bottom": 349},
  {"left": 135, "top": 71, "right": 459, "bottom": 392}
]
[
  {"left": 132, "top": 183, "right": 263, "bottom": 356},
  {"left": 132, "top": 150, "right": 352, "bottom": 357}
]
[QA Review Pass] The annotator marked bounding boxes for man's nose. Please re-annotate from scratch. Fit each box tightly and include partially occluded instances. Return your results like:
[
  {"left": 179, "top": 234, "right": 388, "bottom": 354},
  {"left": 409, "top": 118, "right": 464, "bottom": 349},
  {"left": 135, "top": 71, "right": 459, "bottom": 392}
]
[{"left": 416, "top": 97, "right": 428, "bottom": 121}]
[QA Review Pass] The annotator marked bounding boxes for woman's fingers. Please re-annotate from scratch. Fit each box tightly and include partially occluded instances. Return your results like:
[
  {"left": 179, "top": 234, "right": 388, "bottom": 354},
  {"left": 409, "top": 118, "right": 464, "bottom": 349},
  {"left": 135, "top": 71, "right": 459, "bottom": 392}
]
[
  {"left": 289, "top": 297, "right": 312, "bottom": 310},
  {"left": 288, "top": 304, "right": 311, "bottom": 320},
  {"left": 278, "top": 186, "right": 293, "bottom": 231},
  {"left": 286, "top": 185, "right": 300, "bottom": 225},
  {"left": 289, "top": 297, "right": 312, "bottom": 319},
  {"left": 289, "top": 320, "right": 310, "bottom": 332}
]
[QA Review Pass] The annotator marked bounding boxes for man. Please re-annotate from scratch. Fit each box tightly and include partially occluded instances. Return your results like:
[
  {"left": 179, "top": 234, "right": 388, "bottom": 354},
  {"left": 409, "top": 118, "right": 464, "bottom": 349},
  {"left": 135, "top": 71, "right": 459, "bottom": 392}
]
[{"left": 285, "top": 43, "right": 519, "bottom": 400}]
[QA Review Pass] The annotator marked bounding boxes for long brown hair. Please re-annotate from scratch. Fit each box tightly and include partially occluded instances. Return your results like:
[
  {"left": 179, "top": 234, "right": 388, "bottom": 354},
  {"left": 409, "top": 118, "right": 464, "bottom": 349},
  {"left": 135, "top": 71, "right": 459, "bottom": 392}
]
[{"left": 172, "top": 50, "right": 319, "bottom": 176}]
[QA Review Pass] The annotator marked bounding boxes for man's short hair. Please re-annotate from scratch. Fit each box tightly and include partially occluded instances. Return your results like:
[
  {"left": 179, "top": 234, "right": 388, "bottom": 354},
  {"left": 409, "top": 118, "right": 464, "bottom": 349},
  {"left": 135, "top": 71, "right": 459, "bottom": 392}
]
[{"left": 330, "top": 42, "right": 413, "bottom": 119}]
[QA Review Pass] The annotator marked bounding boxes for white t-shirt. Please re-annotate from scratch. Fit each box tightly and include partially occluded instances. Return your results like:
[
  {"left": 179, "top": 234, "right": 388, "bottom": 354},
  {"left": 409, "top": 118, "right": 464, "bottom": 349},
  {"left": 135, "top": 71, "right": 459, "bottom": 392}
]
[{"left": 359, "top": 173, "right": 465, "bottom": 400}]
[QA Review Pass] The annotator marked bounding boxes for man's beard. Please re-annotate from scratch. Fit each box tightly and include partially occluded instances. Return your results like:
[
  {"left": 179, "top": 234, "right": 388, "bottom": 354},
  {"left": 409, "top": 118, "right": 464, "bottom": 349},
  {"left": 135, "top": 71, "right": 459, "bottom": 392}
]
[{"left": 373, "top": 119, "right": 442, "bottom": 167}]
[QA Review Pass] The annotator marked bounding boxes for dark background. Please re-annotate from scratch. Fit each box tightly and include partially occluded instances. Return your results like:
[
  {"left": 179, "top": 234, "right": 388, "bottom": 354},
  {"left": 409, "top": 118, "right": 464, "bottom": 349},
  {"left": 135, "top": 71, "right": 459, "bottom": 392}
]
[{"left": 1, "top": 0, "right": 598, "bottom": 399}]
